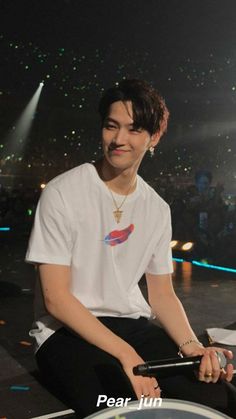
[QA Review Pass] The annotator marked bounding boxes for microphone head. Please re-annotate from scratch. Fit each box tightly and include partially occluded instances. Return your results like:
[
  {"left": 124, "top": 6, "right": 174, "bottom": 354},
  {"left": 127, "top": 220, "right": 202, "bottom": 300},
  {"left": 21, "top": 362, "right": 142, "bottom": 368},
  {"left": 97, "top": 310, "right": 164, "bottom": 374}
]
[{"left": 216, "top": 351, "right": 227, "bottom": 369}]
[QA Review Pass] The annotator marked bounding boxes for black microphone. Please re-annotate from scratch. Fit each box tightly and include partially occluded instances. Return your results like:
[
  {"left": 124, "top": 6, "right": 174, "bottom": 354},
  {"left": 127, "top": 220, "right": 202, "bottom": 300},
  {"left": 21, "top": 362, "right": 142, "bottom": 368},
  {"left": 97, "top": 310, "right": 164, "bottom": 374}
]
[{"left": 133, "top": 352, "right": 226, "bottom": 376}]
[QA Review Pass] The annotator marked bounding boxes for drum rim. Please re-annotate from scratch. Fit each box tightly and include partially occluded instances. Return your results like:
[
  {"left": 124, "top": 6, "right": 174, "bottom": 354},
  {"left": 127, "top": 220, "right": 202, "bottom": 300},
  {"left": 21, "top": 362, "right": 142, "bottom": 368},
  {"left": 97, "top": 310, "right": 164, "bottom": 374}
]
[{"left": 84, "top": 398, "right": 232, "bottom": 419}]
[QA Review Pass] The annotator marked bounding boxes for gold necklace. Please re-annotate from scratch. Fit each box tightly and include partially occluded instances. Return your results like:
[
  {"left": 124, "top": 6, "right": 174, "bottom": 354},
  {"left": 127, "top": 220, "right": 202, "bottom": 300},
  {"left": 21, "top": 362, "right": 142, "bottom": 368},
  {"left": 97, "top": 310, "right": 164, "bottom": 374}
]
[{"left": 108, "top": 176, "right": 137, "bottom": 224}]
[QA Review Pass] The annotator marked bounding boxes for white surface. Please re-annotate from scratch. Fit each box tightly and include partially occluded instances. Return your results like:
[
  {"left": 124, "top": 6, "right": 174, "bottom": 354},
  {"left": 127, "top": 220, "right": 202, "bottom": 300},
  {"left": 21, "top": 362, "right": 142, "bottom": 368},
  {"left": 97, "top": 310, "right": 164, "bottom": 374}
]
[
  {"left": 206, "top": 327, "right": 236, "bottom": 345},
  {"left": 30, "top": 409, "right": 74, "bottom": 419}
]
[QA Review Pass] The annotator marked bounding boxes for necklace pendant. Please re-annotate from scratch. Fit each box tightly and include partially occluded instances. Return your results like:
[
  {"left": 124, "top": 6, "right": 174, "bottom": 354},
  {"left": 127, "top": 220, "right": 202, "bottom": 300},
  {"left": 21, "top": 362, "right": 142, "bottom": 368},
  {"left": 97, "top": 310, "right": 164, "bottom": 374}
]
[{"left": 113, "top": 209, "right": 123, "bottom": 223}]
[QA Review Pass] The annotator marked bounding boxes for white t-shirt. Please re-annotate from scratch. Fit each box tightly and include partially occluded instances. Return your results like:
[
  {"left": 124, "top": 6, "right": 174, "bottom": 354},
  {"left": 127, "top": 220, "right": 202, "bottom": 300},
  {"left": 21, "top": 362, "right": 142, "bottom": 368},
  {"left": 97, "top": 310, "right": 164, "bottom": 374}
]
[{"left": 26, "top": 163, "right": 173, "bottom": 349}]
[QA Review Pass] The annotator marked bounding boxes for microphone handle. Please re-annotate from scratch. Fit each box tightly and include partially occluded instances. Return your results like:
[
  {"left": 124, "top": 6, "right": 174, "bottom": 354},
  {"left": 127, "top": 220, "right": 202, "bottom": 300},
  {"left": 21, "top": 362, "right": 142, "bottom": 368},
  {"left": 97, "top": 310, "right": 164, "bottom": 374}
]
[
  {"left": 133, "top": 355, "right": 202, "bottom": 376},
  {"left": 133, "top": 352, "right": 226, "bottom": 377}
]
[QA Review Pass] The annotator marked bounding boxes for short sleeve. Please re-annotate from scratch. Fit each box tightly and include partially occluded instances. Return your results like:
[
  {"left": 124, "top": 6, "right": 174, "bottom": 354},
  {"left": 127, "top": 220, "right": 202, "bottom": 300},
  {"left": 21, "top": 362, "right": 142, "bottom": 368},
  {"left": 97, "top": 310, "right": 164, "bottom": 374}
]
[
  {"left": 145, "top": 205, "right": 173, "bottom": 275},
  {"left": 25, "top": 184, "right": 72, "bottom": 265}
]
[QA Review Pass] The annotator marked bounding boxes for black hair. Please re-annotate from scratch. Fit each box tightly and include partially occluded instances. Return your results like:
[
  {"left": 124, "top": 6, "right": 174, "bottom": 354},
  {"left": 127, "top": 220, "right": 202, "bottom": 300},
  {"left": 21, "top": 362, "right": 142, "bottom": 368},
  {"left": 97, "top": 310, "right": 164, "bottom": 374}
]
[{"left": 98, "top": 79, "right": 169, "bottom": 137}]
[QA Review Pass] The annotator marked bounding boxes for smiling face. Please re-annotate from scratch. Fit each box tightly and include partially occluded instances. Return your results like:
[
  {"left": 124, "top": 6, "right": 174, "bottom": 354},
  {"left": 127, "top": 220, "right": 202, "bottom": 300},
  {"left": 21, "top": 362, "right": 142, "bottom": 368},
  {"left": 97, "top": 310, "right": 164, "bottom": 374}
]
[{"left": 102, "top": 100, "right": 160, "bottom": 173}]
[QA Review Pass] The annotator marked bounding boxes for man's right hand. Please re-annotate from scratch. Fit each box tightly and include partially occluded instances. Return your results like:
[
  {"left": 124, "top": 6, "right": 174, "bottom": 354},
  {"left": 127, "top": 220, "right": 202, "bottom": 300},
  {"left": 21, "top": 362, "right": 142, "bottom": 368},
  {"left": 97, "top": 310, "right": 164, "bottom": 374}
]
[{"left": 120, "top": 351, "right": 161, "bottom": 399}]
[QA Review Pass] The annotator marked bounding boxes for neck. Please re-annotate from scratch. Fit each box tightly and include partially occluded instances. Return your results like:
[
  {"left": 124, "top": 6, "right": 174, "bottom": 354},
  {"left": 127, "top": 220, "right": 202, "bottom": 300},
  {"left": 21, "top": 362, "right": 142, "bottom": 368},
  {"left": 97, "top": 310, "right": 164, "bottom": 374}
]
[{"left": 95, "top": 158, "right": 138, "bottom": 195}]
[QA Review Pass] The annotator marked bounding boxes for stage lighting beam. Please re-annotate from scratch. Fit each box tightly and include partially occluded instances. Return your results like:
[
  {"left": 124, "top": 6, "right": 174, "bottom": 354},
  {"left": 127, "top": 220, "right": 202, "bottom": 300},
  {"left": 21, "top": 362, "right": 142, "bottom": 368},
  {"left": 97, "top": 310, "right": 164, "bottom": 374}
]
[{"left": 4, "top": 82, "right": 44, "bottom": 157}]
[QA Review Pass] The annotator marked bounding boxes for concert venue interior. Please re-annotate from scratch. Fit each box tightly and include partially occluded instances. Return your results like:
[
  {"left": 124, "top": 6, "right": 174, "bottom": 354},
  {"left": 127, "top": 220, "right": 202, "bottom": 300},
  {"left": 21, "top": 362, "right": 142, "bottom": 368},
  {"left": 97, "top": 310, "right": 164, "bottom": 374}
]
[{"left": 0, "top": 1, "right": 236, "bottom": 418}]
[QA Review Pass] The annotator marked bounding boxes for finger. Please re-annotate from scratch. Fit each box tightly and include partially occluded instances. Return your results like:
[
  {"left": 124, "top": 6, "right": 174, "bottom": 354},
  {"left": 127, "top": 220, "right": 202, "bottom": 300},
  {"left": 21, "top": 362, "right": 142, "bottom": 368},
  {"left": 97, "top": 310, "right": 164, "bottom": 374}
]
[
  {"left": 204, "top": 353, "right": 214, "bottom": 382},
  {"left": 203, "top": 363, "right": 213, "bottom": 383},
  {"left": 143, "top": 378, "right": 157, "bottom": 399},
  {"left": 199, "top": 353, "right": 210, "bottom": 381},
  {"left": 151, "top": 377, "right": 161, "bottom": 395},
  {"left": 133, "top": 379, "right": 146, "bottom": 400},
  {"left": 143, "top": 377, "right": 155, "bottom": 398},
  {"left": 225, "top": 364, "right": 234, "bottom": 382},
  {"left": 134, "top": 383, "right": 143, "bottom": 400},
  {"left": 201, "top": 353, "right": 215, "bottom": 383},
  {"left": 210, "top": 351, "right": 221, "bottom": 383},
  {"left": 154, "top": 386, "right": 161, "bottom": 398},
  {"left": 204, "top": 376, "right": 212, "bottom": 383},
  {"left": 147, "top": 386, "right": 156, "bottom": 398},
  {"left": 222, "top": 349, "right": 233, "bottom": 360},
  {"left": 139, "top": 377, "right": 161, "bottom": 399},
  {"left": 220, "top": 363, "right": 234, "bottom": 382},
  {"left": 151, "top": 381, "right": 161, "bottom": 398}
]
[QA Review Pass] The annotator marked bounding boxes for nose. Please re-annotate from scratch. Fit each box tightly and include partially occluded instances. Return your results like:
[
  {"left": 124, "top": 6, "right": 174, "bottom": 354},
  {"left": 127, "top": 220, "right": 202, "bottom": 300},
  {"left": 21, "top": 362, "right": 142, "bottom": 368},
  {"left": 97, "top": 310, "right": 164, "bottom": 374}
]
[{"left": 112, "top": 128, "right": 127, "bottom": 146}]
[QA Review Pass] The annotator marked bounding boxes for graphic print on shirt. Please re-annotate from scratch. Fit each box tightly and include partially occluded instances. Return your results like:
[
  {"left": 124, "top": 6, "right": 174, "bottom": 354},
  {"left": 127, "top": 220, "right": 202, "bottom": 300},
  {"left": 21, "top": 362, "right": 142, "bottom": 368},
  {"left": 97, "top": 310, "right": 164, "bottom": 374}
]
[{"left": 104, "top": 224, "right": 134, "bottom": 247}]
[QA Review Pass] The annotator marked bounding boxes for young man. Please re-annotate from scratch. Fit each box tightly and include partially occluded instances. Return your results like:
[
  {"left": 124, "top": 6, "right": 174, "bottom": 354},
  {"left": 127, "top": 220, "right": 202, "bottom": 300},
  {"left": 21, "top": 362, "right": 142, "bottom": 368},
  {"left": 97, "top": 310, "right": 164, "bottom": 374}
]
[{"left": 26, "top": 79, "right": 235, "bottom": 418}]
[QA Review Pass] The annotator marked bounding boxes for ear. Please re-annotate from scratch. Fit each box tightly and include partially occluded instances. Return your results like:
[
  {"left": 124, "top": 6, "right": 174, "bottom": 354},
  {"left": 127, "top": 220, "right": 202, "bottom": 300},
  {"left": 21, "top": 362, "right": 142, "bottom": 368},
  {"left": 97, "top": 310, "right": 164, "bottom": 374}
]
[{"left": 149, "top": 131, "right": 161, "bottom": 147}]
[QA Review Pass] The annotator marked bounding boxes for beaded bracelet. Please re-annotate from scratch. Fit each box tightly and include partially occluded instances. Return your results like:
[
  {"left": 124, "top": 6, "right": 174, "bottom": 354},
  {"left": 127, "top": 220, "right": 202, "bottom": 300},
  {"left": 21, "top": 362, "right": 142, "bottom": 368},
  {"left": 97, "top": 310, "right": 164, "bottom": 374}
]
[{"left": 178, "top": 338, "right": 203, "bottom": 357}]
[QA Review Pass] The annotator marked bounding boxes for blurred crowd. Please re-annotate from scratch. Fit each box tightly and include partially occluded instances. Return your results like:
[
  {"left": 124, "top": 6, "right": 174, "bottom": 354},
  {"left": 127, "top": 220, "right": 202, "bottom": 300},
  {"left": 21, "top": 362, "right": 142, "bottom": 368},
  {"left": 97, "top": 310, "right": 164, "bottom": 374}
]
[
  {"left": 0, "top": 169, "right": 236, "bottom": 267},
  {"left": 0, "top": 185, "right": 40, "bottom": 232},
  {"left": 159, "top": 170, "right": 236, "bottom": 267}
]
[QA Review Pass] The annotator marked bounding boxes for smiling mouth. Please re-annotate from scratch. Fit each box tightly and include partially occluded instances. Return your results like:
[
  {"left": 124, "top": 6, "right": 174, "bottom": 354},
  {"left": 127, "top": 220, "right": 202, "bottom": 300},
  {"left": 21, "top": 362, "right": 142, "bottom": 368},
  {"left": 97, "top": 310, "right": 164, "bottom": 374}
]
[
  {"left": 109, "top": 149, "right": 129, "bottom": 155},
  {"left": 108, "top": 147, "right": 129, "bottom": 153}
]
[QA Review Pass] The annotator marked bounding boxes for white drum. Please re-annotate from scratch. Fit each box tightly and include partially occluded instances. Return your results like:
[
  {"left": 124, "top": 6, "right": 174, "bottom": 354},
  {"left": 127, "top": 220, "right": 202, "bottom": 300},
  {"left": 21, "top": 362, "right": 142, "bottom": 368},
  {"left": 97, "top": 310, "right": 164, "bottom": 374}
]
[{"left": 84, "top": 398, "right": 231, "bottom": 418}]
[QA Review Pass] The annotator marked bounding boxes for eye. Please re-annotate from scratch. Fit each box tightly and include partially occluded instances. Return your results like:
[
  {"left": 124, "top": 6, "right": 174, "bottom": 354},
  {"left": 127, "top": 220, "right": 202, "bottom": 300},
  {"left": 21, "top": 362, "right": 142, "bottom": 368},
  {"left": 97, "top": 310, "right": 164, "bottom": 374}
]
[
  {"left": 130, "top": 127, "right": 142, "bottom": 133},
  {"left": 104, "top": 123, "right": 117, "bottom": 130}
]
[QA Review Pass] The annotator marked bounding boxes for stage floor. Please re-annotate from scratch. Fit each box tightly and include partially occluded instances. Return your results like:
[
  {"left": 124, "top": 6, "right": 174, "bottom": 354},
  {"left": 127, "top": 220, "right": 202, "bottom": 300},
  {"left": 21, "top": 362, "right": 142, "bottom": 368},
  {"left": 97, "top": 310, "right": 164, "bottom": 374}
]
[{"left": 0, "top": 234, "right": 236, "bottom": 419}]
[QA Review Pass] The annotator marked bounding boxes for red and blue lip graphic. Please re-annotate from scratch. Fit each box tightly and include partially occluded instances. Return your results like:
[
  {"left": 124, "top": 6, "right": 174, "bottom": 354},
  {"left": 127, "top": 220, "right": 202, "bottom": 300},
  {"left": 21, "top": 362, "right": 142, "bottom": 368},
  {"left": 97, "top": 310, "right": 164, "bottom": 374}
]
[{"left": 104, "top": 224, "right": 134, "bottom": 247}]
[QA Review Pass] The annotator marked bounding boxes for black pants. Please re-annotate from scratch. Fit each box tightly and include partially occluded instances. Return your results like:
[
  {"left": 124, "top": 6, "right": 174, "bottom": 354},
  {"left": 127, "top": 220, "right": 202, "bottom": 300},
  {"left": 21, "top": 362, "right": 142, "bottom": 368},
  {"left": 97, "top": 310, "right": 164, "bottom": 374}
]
[{"left": 36, "top": 317, "right": 236, "bottom": 418}]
